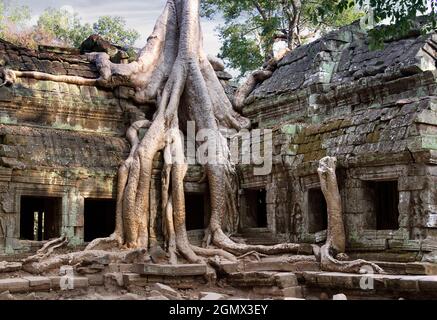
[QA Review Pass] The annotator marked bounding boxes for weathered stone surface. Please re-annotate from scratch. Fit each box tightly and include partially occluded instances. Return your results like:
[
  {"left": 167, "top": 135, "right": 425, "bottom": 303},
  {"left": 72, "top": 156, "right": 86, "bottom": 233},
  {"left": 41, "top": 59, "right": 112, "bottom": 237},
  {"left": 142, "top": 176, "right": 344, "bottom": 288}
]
[
  {"left": 0, "top": 278, "right": 29, "bottom": 293},
  {"left": 253, "top": 286, "right": 303, "bottom": 298},
  {"left": 0, "top": 291, "right": 15, "bottom": 300},
  {"left": 199, "top": 292, "right": 227, "bottom": 300},
  {"left": 22, "top": 276, "right": 51, "bottom": 291},
  {"left": 333, "top": 294, "right": 348, "bottom": 300},
  {"left": 406, "top": 262, "right": 437, "bottom": 275},
  {"left": 0, "top": 261, "right": 22, "bottom": 273},
  {"left": 152, "top": 283, "right": 181, "bottom": 299},
  {"left": 135, "top": 264, "right": 207, "bottom": 276}
]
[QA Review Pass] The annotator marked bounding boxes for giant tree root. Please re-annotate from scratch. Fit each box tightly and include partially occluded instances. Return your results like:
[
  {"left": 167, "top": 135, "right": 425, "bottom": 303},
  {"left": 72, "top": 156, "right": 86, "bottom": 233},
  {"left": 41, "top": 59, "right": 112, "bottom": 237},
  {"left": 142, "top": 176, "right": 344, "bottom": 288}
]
[
  {"left": 317, "top": 156, "right": 384, "bottom": 274},
  {"left": 22, "top": 249, "right": 147, "bottom": 275},
  {"left": 5, "top": 0, "right": 339, "bottom": 271}
]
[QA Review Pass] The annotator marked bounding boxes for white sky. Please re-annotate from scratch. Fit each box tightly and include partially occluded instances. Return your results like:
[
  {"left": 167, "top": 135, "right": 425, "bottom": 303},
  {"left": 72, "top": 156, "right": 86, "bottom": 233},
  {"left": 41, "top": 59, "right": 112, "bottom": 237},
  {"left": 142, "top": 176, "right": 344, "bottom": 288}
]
[{"left": 14, "top": 0, "right": 223, "bottom": 57}]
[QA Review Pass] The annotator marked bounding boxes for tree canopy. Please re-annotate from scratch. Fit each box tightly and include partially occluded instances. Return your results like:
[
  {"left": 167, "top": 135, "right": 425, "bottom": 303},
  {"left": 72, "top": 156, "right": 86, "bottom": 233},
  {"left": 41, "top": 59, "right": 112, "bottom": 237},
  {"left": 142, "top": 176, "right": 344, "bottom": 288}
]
[
  {"left": 0, "top": 1, "right": 140, "bottom": 49},
  {"left": 202, "top": 0, "right": 437, "bottom": 78},
  {"left": 37, "top": 9, "right": 140, "bottom": 48}
]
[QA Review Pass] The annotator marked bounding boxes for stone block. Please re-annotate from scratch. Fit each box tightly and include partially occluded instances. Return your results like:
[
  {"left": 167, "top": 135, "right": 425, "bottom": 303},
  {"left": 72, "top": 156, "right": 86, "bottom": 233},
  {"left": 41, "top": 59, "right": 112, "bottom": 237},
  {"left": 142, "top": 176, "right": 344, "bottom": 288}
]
[
  {"left": 253, "top": 286, "right": 303, "bottom": 298},
  {"left": 49, "top": 276, "right": 62, "bottom": 290},
  {"left": 153, "top": 283, "right": 180, "bottom": 299},
  {"left": 135, "top": 264, "right": 207, "bottom": 276},
  {"left": 104, "top": 273, "right": 125, "bottom": 287},
  {"left": 72, "top": 277, "right": 89, "bottom": 288},
  {"left": 199, "top": 292, "right": 227, "bottom": 300},
  {"left": 418, "top": 276, "right": 437, "bottom": 291},
  {"left": 108, "top": 264, "right": 134, "bottom": 273},
  {"left": 274, "top": 273, "right": 299, "bottom": 288},
  {"left": 333, "top": 294, "right": 347, "bottom": 300},
  {"left": 406, "top": 263, "right": 437, "bottom": 275},
  {"left": 384, "top": 276, "right": 420, "bottom": 292},
  {"left": 22, "top": 276, "right": 51, "bottom": 291},
  {"left": 122, "top": 273, "right": 147, "bottom": 287},
  {"left": 86, "top": 274, "right": 105, "bottom": 286},
  {"left": 0, "top": 278, "right": 29, "bottom": 293},
  {"left": 0, "top": 87, "right": 12, "bottom": 102}
]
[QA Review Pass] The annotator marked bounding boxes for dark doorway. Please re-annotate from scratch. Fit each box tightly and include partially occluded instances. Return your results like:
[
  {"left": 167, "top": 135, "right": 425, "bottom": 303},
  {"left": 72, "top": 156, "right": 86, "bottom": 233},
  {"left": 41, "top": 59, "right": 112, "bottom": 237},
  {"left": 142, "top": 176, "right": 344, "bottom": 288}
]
[
  {"left": 369, "top": 181, "right": 399, "bottom": 230},
  {"left": 244, "top": 189, "right": 268, "bottom": 228},
  {"left": 20, "top": 196, "right": 62, "bottom": 241},
  {"left": 185, "top": 193, "right": 205, "bottom": 231},
  {"left": 84, "top": 199, "right": 116, "bottom": 242},
  {"left": 308, "top": 188, "right": 328, "bottom": 233}
]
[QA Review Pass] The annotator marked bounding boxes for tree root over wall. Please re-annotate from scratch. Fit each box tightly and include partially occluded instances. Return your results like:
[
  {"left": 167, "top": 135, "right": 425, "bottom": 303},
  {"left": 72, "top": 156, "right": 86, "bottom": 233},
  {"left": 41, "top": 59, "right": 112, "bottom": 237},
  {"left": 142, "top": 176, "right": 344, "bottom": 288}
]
[{"left": 0, "top": 0, "right": 383, "bottom": 276}]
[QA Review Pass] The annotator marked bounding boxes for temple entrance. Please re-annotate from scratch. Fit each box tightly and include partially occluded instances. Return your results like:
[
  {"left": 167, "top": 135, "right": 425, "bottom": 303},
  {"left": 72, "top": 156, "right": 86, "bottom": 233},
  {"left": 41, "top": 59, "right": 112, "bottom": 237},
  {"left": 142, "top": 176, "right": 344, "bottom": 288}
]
[
  {"left": 243, "top": 189, "right": 268, "bottom": 229},
  {"left": 185, "top": 193, "right": 206, "bottom": 231},
  {"left": 84, "top": 199, "right": 116, "bottom": 242},
  {"left": 20, "top": 196, "right": 62, "bottom": 241},
  {"left": 368, "top": 181, "right": 400, "bottom": 230},
  {"left": 308, "top": 188, "right": 328, "bottom": 233}
]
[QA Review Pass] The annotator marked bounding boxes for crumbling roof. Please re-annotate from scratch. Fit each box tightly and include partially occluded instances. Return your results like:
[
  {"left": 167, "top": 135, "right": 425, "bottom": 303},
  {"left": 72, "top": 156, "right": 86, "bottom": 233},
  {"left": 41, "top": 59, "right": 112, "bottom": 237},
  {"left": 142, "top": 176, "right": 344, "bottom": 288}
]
[
  {"left": 0, "top": 39, "right": 98, "bottom": 78},
  {"left": 248, "top": 24, "right": 437, "bottom": 102}
]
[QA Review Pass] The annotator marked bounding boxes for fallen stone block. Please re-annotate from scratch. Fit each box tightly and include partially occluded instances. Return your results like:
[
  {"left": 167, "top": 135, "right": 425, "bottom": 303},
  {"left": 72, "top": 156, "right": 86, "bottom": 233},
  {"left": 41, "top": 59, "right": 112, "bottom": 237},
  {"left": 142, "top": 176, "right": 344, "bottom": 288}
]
[
  {"left": 108, "top": 264, "right": 134, "bottom": 273},
  {"left": 105, "top": 273, "right": 125, "bottom": 287},
  {"left": 135, "top": 264, "right": 207, "bottom": 276},
  {"left": 253, "top": 286, "right": 303, "bottom": 298},
  {"left": 406, "top": 263, "right": 437, "bottom": 275},
  {"left": 227, "top": 272, "right": 277, "bottom": 287},
  {"left": 0, "top": 278, "right": 29, "bottom": 293},
  {"left": 48, "top": 276, "right": 88, "bottom": 291},
  {"left": 86, "top": 274, "right": 105, "bottom": 286},
  {"left": 153, "top": 283, "right": 181, "bottom": 299},
  {"left": 199, "top": 292, "right": 227, "bottom": 300},
  {"left": 22, "top": 276, "right": 51, "bottom": 291},
  {"left": 122, "top": 273, "right": 147, "bottom": 287},
  {"left": 246, "top": 259, "right": 320, "bottom": 273},
  {"left": 274, "top": 273, "right": 298, "bottom": 289}
]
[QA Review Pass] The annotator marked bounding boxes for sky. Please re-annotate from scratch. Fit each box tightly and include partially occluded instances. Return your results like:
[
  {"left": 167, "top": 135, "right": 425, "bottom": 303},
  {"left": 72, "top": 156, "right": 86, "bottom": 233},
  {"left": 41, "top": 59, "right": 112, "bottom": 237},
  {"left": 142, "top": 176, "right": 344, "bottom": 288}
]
[{"left": 14, "top": 0, "right": 223, "bottom": 57}]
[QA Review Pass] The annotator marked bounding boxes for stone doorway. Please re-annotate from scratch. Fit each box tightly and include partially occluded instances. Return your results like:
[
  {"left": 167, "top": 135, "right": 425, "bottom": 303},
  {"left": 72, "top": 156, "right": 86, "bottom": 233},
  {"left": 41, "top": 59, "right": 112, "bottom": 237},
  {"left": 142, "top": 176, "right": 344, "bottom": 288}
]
[
  {"left": 84, "top": 198, "right": 116, "bottom": 242},
  {"left": 185, "top": 193, "right": 207, "bottom": 231},
  {"left": 242, "top": 188, "right": 268, "bottom": 229},
  {"left": 20, "top": 196, "right": 62, "bottom": 241},
  {"left": 367, "top": 181, "right": 400, "bottom": 230},
  {"left": 308, "top": 188, "right": 328, "bottom": 234}
]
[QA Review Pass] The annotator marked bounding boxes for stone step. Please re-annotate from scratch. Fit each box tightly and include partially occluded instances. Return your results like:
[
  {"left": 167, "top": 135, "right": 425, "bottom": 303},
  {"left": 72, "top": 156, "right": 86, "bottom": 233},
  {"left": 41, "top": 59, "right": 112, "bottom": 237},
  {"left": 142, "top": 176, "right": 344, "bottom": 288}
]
[
  {"left": 226, "top": 272, "right": 303, "bottom": 298},
  {"left": 134, "top": 264, "right": 207, "bottom": 276},
  {"left": 302, "top": 271, "right": 437, "bottom": 296},
  {"left": 0, "top": 276, "right": 89, "bottom": 293},
  {"left": 369, "top": 261, "right": 437, "bottom": 275},
  {"left": 242, "top": 257, "right": 320, "bottom": 273},
  {"left": 121, "top": 272, "right": 207, "bottom": 289}
]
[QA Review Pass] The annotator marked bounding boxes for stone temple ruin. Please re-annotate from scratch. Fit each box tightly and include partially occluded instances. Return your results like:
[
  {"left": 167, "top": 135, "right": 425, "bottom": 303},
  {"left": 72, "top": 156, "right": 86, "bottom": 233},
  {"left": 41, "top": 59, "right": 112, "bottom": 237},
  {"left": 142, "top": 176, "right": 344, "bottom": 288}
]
[{"left": 0, "top": 21, "right": 437, "bottom": 300}]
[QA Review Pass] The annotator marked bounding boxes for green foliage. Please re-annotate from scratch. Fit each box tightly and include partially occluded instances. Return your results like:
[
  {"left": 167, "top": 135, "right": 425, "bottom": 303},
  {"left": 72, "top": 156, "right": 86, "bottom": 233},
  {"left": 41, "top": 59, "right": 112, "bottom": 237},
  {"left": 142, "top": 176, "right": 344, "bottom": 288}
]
[
  {"left": 201, "top": 0, "right": 363, "bottom": 78},
  {"left": 203, "top": 0, "right": 436, "bottom": 76},
  {"left": 37, "top": 8, "right": 93, "bottom": 47},
  {"left": 92, "top": 16, "right": 140, "bottom": 48},
  {"left": 0, "top": 0, "right": 31, "bottom": 37},
  {"left": 37, "top": 10, "right": 140, "bottom": 48},
  {"left": 316, "top": 0, "right": 437, "bottom": 49}
]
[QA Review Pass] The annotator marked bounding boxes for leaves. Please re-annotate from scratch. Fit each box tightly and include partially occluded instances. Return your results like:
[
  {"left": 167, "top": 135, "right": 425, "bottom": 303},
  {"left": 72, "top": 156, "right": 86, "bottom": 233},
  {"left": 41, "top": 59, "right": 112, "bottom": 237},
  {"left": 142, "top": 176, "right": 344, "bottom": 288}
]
[
  {"left": 201, "top": 0, "right": 363, "bottom": 77},
  {"left": 0, "top": 2, "right": 140, "bottom": 49},
  {"left": 93, "top": 16, "right": 140, "bottom": 48}
]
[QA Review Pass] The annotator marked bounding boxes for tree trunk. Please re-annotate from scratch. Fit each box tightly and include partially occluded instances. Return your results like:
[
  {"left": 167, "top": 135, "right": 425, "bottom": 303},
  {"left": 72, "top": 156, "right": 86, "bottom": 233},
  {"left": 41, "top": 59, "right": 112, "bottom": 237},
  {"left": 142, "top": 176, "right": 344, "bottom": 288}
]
[
  {"left": 318, "top": 157, "right": 384, "bottom": 274},
  {"left": 10, "top": 0, "right": 382, "bottom": 276}
]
